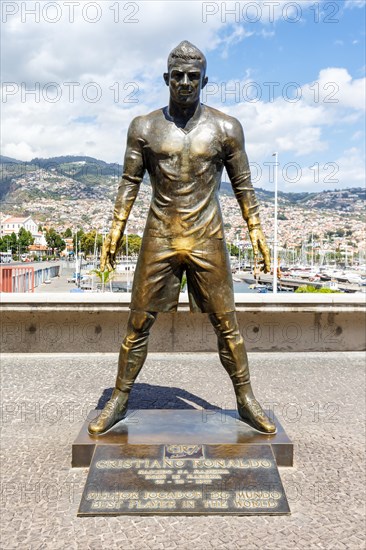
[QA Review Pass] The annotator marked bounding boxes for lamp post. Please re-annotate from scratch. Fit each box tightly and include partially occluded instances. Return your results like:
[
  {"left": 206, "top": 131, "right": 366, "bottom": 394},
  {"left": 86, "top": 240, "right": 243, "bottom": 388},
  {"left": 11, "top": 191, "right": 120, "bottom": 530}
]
[
  {"left": 272, "top": 152, "right": 279, "bottom": 294},
  {"left": 236, "top": 231, "right": 241, "bottom": 272},
  {"left": 74, "top": 233, "right": 80, "bottom": 287},
  {"left": 126, "top": 225, "right": 129, "bottom": 289}
]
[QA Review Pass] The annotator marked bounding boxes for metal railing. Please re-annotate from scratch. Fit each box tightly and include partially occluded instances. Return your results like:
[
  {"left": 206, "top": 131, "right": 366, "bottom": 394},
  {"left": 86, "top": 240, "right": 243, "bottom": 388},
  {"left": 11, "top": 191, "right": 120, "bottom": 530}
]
[{"left": 0, "top": 266, "right": 35, "bottom": 293}]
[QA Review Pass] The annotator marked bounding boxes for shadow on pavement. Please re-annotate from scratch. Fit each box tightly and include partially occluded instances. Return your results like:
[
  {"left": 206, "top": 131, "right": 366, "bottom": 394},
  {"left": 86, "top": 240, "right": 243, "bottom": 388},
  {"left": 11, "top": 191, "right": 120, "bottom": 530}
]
[{"left": 95, "top": 383, "right": 221, "bottom": 411}]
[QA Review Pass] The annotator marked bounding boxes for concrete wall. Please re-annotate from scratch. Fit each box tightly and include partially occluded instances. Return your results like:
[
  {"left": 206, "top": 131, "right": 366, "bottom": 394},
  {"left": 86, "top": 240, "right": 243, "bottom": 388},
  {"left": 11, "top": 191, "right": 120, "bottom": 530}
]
[{"left": 1, "top": 293, "right": 365, "bottom": 353}]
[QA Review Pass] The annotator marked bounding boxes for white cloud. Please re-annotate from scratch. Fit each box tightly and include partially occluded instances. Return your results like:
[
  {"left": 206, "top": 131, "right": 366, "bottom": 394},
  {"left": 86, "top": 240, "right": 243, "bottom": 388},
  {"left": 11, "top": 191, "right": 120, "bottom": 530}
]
[
  {"left": 2, "top": 141, "right": 36, "bottom": 161},
  {"left": 334, "top": 147, "right": 366, "bottom": 186},
  {"left": 302, "top": 68, "right": 366, "bottom": 112},
  {"left": 1, "top": 1, "right": 365, "bottom": 192},
  {"left": 351, "top": 130, "right": 365, "bottom": 141},
  {"left": 219, "top": 25, "right": 254, "bottom": 59},
  {"left": 1, "top": 1, "right": 226, "bottom": 161},
  {"left": 288, "top": 147, "right": 366, "bottom": 192},
  {"left": 202, "top": 66, "right": 365, "bottom": 162},
  {"left": 1, "top": 1, "right": 224, "bottom": 84},
  {"left": 345, "top": 0, "right": 366, "bottom": 9},
  {"left": 239, "top": 99, "right": 330, "bottom": 158},
  {"left": 2, "top": 62, "right": 365, "bottom": 191},
  {"left": 199, "top": 67, "right": 365, "bottom": 191}
]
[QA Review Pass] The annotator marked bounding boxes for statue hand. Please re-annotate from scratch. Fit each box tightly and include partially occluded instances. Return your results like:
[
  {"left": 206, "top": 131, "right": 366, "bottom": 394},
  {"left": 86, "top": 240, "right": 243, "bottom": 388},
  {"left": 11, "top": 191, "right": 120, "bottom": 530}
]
[
  {"left": 100, "top": 224, "right": 124, "bottom": 272},
  {"left": 249, "top": 227, "right": 271, "bottom": 273}
]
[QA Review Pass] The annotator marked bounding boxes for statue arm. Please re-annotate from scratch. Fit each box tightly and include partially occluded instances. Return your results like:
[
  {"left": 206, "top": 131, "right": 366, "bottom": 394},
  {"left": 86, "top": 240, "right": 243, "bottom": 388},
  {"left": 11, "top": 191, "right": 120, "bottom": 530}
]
[
  {"left": 223, "top": 119, "right": 271, "bottom": 272},
  {"left": 101, "top": 117, "right": 146, "bottom": 271}
]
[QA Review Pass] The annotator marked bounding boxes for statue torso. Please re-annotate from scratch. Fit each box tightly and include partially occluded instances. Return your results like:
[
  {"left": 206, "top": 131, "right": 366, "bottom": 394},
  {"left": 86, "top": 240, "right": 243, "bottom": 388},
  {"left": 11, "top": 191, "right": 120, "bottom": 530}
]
[{"left": 139, "top": 105, "right": 228, "bottom": 240}]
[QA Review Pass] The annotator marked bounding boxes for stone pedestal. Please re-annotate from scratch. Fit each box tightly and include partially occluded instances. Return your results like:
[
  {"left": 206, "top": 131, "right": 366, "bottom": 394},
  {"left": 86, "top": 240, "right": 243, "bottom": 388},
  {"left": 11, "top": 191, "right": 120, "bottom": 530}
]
[{"left": 72, "top": 409, "right": 293, "bottom": 468}]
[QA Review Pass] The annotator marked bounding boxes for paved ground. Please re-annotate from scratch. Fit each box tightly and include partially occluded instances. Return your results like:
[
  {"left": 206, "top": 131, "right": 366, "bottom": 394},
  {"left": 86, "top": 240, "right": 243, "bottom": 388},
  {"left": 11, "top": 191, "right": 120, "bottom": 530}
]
[
  {"left": 35, "top": 266, "right": 130, "bottom": 293},
  {"left": 35, "top": 266, "right": 81, "bottom": 293},
  {"left": 1, "top": 352, "right": 365, "bottom": 550}
]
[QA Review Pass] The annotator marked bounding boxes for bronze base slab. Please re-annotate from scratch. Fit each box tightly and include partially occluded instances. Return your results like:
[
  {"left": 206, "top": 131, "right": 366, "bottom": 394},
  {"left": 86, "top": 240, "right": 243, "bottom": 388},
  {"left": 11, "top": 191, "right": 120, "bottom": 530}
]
[
  {"left": 77, "top": 443, "right": 291, "bottom": 516},
  {"left": 72, "top": 409, "right": 293, "bottom": 468}
]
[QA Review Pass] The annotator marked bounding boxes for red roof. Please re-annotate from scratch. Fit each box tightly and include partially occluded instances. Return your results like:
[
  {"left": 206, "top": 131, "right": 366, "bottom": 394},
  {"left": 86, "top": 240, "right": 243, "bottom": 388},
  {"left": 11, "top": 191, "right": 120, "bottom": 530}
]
[
  {"left": 2, "top": 217, "right": 30, "bottom": 224},
  {"left": 28, "top": 244, "right": 48, "bottom": 251}
]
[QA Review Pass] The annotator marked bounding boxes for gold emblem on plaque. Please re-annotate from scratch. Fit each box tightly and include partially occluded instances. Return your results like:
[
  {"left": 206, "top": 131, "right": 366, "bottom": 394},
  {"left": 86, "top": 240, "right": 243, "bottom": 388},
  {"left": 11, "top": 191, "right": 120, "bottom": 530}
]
[{"left": 165, "top": 445, "right": 204, "bottom": 459}]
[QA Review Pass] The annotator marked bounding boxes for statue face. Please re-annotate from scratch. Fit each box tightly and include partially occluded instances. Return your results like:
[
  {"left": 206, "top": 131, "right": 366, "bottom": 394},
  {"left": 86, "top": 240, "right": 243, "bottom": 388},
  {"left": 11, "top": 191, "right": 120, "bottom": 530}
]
[{"left": 164, "top": 59, "right": 207, "bottom": 106}]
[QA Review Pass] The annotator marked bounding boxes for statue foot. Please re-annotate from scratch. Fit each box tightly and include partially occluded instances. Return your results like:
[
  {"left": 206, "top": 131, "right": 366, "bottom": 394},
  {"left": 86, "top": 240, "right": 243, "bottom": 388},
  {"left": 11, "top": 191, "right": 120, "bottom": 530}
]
[
  {"left": 88, "top": 388, "right": 128, "bottom": 435},
  {"left": 236, "top": 388, "right": 276, "bottom": 434}
]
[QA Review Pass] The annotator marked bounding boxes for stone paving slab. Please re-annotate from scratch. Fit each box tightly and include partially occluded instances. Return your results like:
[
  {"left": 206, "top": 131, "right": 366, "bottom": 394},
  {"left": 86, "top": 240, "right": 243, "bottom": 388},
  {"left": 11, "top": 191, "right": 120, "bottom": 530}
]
[{"left": 1, "top": 352, "right": 365, "bottom": 550}]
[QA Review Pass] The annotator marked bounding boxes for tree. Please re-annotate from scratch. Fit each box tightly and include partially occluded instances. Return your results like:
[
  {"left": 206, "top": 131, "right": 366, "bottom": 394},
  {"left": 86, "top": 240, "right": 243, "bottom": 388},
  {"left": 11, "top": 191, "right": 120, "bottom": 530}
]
[
  {"left": 63, "top": 227, "right": 72, "bottom": 238},
  {"left": 180, "top": 273, "right": 187, "bottom": 291},
  {"left": 8, "top": 232, "right": 18, "bottom": 254},
  {"left": 335, "top": 245, "right": 342, "bottom": 266},
  {"left": 247, "top": 248, "right": 254, "bottom": 262},
  {"left": 80, "top": 231, "right": 103, "bottom": 255},
  {"left": 121, "top": 234, "right": 142, "bottom": 255},
  {"left": 45, "top": 228, "right": 66, "bottom": 254},
  {"left": 0, "top": 237, "right": 8, "bottom": 252},
  {"left": 227, "top": 242, "right": 240, "bottom": 257},
  {"left": 18, "top": 227, "right": 34, "bottom": 253},
  {"left": 0, "top": 235, "right": 16, "bottom": 252}
]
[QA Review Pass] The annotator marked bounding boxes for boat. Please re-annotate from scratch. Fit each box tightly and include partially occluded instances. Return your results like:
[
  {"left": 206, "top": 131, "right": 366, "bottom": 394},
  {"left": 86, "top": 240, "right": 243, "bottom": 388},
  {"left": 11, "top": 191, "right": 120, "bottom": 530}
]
[
  {"left": 346, "top": 274, "right": 364, "bottom": 285},
  {"left": 256, "top": 286, "right": 268, "bottom": 293},
  {"left": 323, "top": 280, "right": 339, "bottom": 291},
  {"left": 249, "top": 283, "right": 262, "bottom": 289}
]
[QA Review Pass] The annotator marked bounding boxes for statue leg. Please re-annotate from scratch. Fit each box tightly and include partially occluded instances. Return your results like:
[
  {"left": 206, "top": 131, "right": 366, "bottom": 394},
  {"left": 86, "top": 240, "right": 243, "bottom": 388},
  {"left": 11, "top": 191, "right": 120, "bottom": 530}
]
[
  {"left": 88, "top": 310, "right": 157, "bottom": 435},
  {"left": 209, "top": 311, "right": 276, "bottom": 433}
]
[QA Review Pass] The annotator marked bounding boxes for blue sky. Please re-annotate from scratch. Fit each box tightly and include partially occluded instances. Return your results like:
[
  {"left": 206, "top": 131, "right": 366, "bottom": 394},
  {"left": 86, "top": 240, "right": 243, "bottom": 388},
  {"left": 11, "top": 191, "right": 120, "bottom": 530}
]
[
  {"left": 1, "top": 0, "right": 365, "bottom": 192},
  {"left": 210, "top": 3, "right": 365, "bottom": 84}
]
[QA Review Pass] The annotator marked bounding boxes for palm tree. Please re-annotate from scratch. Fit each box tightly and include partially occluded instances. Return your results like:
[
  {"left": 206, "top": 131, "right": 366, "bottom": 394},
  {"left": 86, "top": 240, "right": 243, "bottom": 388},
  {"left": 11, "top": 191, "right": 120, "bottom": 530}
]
[{"left": 91, "top": 269, "right": 114, "bottom": 292}]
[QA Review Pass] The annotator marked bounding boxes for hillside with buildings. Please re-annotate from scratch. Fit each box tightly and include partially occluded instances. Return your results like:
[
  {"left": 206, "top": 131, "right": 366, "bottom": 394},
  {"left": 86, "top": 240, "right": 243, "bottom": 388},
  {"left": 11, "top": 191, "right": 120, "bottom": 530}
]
[{"left": 1, "top": 155, "right": 365, "bottom": 259}]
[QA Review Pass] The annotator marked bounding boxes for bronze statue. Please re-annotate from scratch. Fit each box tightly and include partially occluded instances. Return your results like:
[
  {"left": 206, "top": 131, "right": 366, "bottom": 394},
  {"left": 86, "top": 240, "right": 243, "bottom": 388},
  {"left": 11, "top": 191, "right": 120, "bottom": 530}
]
[{"left": 89, "top": 41, "right": 276, "bottom": 435}]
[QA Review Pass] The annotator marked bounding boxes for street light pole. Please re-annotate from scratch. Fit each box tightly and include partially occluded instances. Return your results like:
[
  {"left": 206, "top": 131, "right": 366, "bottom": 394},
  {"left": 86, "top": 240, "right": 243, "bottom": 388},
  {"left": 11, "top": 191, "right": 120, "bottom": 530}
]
[
  {"left": 74, "top": 233, "right": 80, "bottom": 287},
  {"left": 236, "top": 231, "right": 241, "bottom": 272},
  {"left": 272, "top": 152, "right": 279, "bottom": 294},
  {"left": 126, "top": 225, "right": 129, "bottom": 288}
]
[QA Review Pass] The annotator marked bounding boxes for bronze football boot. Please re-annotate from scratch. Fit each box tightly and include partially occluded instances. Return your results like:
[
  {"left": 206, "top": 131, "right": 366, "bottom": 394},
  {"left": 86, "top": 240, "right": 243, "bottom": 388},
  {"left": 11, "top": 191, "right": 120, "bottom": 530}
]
[
  {"left": 88, "top": 388, "right": 128, "bottom": 435},
  {"left": 236, "top": 385, "right": 276, "bottom": 434}
]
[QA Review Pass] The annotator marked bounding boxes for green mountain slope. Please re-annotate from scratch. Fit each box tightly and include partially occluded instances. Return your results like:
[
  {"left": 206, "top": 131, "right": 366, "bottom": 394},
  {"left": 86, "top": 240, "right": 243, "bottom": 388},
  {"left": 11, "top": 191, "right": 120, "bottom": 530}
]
[{"left": 1, "top": 155, "right": 364, "bottom": 214}]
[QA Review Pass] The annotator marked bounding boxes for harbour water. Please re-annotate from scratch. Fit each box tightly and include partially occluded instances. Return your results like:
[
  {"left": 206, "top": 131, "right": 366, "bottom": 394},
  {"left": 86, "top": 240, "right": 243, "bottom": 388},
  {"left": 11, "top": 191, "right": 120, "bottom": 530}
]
[{"left": 233, "top": 281, "right": 257, "bottom": 293}]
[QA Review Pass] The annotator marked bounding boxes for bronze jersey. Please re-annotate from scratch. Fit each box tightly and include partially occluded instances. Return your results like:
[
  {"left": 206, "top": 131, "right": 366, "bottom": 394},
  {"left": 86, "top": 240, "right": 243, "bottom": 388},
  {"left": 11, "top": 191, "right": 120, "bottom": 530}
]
[{"left": 114, "top": 104, "right": 260, "bottom": 242}]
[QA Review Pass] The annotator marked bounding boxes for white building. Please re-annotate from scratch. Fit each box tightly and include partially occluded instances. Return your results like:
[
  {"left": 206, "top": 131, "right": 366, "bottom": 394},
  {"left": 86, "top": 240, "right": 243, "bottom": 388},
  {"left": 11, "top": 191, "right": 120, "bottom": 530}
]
[{"left": 0, "top": 216, "right": 47, "bottom": 246}]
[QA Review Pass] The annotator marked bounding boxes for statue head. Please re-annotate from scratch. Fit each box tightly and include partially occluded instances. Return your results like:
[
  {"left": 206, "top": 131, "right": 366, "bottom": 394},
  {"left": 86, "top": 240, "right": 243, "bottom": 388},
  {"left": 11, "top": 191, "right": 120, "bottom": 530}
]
[
  {"left": 164, "top": 41, "right": 208, "bottom": 106},
  {"left": 167, "top": 40, "right": 207, "bottom": 74}
]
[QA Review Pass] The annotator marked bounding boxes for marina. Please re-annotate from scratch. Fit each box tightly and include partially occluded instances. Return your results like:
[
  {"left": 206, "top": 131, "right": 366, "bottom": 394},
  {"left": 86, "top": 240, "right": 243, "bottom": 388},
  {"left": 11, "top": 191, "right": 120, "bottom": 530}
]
[
  {"left": 1, "top": 256, "right": 366, "bottom": 294},
  {"left": 235, "top": 269, "right": 366, "bottom": 294}
]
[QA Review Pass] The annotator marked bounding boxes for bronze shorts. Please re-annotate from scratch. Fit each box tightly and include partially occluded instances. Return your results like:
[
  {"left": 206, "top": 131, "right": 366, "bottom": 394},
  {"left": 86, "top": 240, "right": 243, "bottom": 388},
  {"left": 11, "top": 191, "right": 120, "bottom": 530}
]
[{"left": 130, "top": 236, "right": 235, "bottom": 313}]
